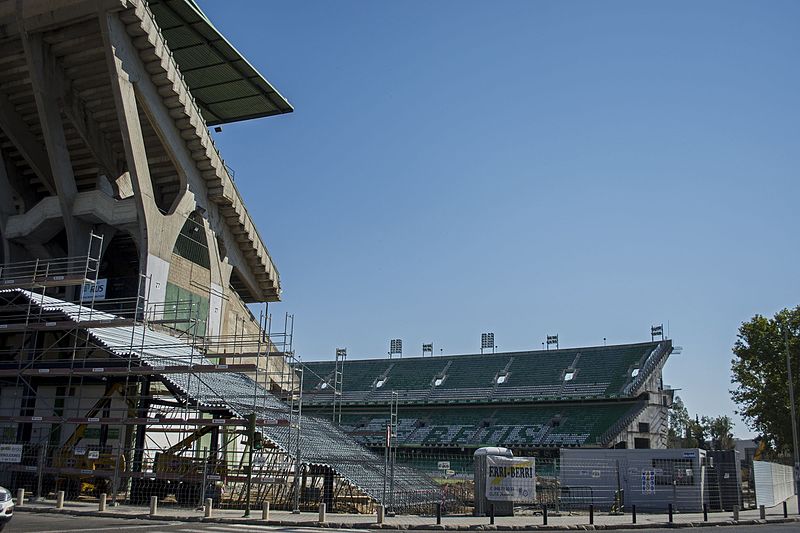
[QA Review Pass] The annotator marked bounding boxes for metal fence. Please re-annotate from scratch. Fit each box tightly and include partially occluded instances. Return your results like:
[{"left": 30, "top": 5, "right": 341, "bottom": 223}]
[{"left": 0, "top": 443, "right": 765, "bottom": 517}]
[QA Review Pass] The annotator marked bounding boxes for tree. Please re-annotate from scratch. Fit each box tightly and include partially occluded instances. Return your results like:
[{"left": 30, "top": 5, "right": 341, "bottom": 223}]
[
  {"left": 730, "top": 306, "right": 800, "bottom": 453},
  {"left": 703, "top": 415, "right": 735, "bottom": 451},
  {"left": 667, "top": 397, "right": 735, "bottom": 450},
  {"left": 668, "top": 396, "right": 691, "bottom": 447}
]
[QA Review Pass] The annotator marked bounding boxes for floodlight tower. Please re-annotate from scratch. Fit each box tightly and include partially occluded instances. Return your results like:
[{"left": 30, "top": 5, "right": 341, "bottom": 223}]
[
  {"left": 651, "top": 324, "right": 664, "bottom": 341},
  {"left": 388, "top": 339, "right": 402, "bottom": 359},
  {"left": 422, "top": 343, "right": 433, "bottom": 356},
  {"left": 546, "top": 334, "right": 559, "bottom": 350},
  {"left": 480, "top": 332, "right": 495, "bottom": 354}
]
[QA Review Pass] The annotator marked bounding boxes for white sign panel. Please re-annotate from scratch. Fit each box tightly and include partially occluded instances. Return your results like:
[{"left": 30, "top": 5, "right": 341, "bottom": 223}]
[
  {"left": 437, "top": 461, "right": 450, "bottom": 470},
  {"left": 0, "top": 444, "right": 23, "bottom": 463},
  {"left": 486, "top": 456, "right": 535, "bottom": 502},
  {"left": 82, "top": 278, "right": 108, "bottom": 301}
]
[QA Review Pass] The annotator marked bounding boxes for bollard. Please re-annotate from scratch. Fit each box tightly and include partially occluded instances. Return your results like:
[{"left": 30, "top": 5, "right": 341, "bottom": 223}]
[
  {"left": 732, "top": 504, "right": 739, "bottom": 521},
  {"left": 668, "top": 503, "right": 673, "bottom": 523},
  {"left": 16, "top": 488, "right": 24, "bottom": 507},
  {"left": 543, "top": 505, "right": 548, "bottom": 526},
  {"left": 490, "top": 503, "right": 495, "bottom": 525},
  {"left": 589, "top": 504, "right": 594, "bottom": 525},
  {"left": 204, "top": 498, "right": 213, "bottom": 518},
  {"left": 632, "top": 505, "right": 636, "bottom": 524},
  {"left": 783, "top": 500, "right": 788, "bottom": 518},
  {"left": 318, "top": 502, "right": 326, "bottom": 523},
  {"left": 703, "top": 503, "right": 708, "bottom": 522},
  {"left": 759, "top": 505, "right": 765, "bottom": 520},
  {"left": 436, "top": 502, "right": 442, "bottom": 525},
  {"left": 377, "top": 504, "right": 384, "bottom": 524},
  {"left": 149, "top": 495, "right": 158, "bottom": 516},
  {"left": 56, "top": 490, "right": 64, "bottom": 509},
  {"left": 262, "top": 501, "right": 270, "bottom": 521},
  {"left": 98, "top": 493, "right": 107, "bottom": 512}
]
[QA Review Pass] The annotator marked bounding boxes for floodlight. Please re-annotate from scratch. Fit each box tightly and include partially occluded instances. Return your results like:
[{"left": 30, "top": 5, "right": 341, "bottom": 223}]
[{"left": 389, "top": 339, "right": 402, "bottom": 356}]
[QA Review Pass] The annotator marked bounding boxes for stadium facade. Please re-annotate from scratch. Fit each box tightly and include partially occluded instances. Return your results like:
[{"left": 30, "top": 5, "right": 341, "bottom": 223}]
[
  {"left": 0, "top": 0, "right": 435, "bottom": 512},
  {"left": 301, "top": 340, "right": 675, "bottom": 458}
]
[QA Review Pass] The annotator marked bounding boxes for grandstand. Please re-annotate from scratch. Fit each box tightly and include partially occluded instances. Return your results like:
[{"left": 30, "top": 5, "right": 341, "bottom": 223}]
[{"left": 301, "top": 341, "right": 675, "bottom": 454}]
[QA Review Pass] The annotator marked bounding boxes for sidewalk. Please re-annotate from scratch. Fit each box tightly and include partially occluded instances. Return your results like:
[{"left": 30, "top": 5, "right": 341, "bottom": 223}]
[{"left": 16, "top": 496, "right": 800, "bottom": 530}]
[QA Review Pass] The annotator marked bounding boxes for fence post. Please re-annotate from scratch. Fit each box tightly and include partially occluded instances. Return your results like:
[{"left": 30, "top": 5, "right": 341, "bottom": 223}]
[
  {"left": 99, "top": 493, "right": 107, "bottom": 512},
  {"left": 490, "top": 503, "right": 495, "bottom": 525},
  {"left": 632, "top": 504, "right": 636, "bottom": 524},
  {"left": 732, "top": 504, "right": 739, "bottom": 521},
  {"left": 204, "top": 498, "right": 213, "bottom": 518},
  {"left": 759, "top": 505, "right": 765, "bottom": 520},
  {"left": 56, "top": 490, "right": 64, "bottom": 509},
  {"left": 318, "top": 502, "right": 326, "bottom": 523},
  {"left": 436, "top": 502, "right": 442, "bottom": 525},
  {"left": 36, "top": 444, "right": 46, "bottom": 501},
  {"left": 543, "top": 504, "right": 548, "bottom": 525},
  {"left": 150, "top": 495, "right": 158, "bottom": 516},
  {"left": 16, "top": 488, "right": 24, "bottom": 507},
  {"left": 668, "top": 503, "right": 673, "bottom": 523},
  {"left": 589, "top": 504, "right": 594, "bottom": 525},
  {"left": 262, "top": 501, "right": 270, "bottom": 521},
  {"left": 377, "top": 504, "right": 384, "bottom": 524},
  {"left": 703, "top": 503, "right": 708, "bottom": 522}
]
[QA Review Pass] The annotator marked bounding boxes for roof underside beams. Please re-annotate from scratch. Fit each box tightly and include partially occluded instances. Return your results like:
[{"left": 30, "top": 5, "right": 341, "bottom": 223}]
[{"left": 1, "top": 0, "right": 286, "bottom": 302}]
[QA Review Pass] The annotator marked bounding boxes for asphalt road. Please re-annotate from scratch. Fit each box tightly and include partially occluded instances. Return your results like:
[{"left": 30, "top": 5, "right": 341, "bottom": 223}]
[{"left": 6, "top": 514, "right": 800, "bottom": 533}]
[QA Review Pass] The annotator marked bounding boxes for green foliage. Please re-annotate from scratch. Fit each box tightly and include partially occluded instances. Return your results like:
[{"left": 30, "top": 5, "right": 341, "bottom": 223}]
[
  {"left": 730, "top": 306, "right": 800, "bottom": 453},
  {"left": 667, "top": 396, "right": 735, "bottom": 450}
]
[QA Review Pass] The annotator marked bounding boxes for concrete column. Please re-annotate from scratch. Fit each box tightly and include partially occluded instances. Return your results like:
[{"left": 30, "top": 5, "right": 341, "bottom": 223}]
[
  {"left": 261, "top": 501, "right": 270, "bottom": 521},
  {"left": 204, "top": 498, "right": 213, "bottom": 518},
  {"left": 21, "top": 31, "right": 91, "bottom": 258},
  {"left": 56, "top": 490, "right": 64, "bottom": 509},
  {"left": 98, "top": 493, "right": 107, "bottom": 512},
  {"left": 318, "top": 502, "right": 326, "bottom": 523},
  {"left": 377, "top": 504, "right": 385, "bottom": 524},
  {"left": 15, "top": 488, "right": 23, "bottom": 506},
  {"left": 149, "top": 496, "right": 158, "bottom": 516}
]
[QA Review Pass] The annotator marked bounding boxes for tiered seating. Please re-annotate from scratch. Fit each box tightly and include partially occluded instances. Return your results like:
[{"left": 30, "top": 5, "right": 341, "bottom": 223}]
[
  {"left": 337, "top": 402, "right": 645, "bottom": 449},
  {"left": 301, "top": 341, "right": 666, "bottom": 406}
]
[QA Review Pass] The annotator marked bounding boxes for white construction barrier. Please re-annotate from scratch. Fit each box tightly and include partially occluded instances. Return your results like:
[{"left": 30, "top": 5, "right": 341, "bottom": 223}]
[{"left": 753, "top": 460, "right": 795, "bottom": 508}]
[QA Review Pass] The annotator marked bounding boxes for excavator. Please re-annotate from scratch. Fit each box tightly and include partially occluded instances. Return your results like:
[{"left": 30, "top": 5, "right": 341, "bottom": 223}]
[
  {"left": 149, "top": 425, "right": 227, "bottom": 505},
  {"left": 51, "top": 382, "right": 129, "bottom": 498}
]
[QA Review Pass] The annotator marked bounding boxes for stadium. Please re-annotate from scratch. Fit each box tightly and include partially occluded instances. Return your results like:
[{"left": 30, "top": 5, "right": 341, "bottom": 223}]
[
  {"left": 0, "top": 0, "right": 684, "bottom": 517},
  {"left": 302, "top": 340, "right": 675, "bottom": 457}
]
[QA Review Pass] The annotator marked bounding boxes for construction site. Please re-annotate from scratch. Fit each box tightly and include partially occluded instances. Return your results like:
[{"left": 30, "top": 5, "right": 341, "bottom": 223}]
[
  {"left": 6, "top": 0, "right": 786, "bottom": 523},
  {"left": 0, "top": 0, "right": 435, "bottom": 515}
]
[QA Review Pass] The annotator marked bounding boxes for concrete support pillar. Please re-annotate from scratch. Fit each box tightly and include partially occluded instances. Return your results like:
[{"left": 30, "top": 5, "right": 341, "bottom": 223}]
[
  {"left": 261, "top": 501, "right": 270, "bottom": 521},
  {"left": 21, "top": 31, "right": 91, "bottom": 259},
  {"left": 377, "top": 505, "right": 385, "bottom": 524}
]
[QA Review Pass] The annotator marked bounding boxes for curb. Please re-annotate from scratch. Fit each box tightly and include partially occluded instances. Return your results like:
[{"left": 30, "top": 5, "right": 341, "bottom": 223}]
[{"left": 16, "top": 506, "right": 800, "bottom": 531}]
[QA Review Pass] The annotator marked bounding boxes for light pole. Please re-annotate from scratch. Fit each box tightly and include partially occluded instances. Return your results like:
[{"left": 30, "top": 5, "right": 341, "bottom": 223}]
[{"left": 784, "top": 324, "right": 800, "bottom": 514}]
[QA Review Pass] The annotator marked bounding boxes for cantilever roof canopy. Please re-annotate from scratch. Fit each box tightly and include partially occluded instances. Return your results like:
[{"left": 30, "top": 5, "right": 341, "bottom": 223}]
[{"left": 148, "top": 0, "right": 293, "bottom": 125}]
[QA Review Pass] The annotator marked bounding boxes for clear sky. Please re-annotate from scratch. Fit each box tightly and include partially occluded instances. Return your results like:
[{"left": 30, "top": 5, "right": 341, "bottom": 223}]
[{"left": 199, "top": 1, "right": 800, "bottom": 437}]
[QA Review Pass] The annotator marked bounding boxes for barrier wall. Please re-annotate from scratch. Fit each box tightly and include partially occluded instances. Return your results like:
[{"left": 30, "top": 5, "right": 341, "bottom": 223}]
[{"left": 753, "top": 460, "right": 795, "bottom": 508}]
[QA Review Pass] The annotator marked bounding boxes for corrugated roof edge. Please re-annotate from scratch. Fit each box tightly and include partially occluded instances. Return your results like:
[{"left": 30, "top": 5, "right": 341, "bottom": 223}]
[{"left": 185, "top": 0, "right": 293, "bottom": 124}]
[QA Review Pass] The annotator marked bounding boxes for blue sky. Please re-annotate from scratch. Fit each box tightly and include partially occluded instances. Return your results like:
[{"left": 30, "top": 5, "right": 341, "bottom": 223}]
[{"left": 199, "top": 1, "right": 800, "bottom": 437}]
